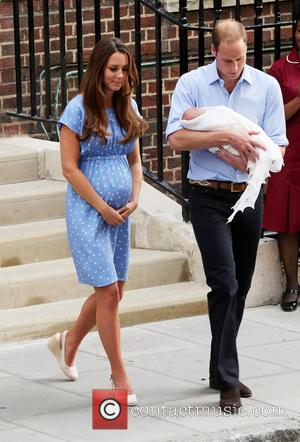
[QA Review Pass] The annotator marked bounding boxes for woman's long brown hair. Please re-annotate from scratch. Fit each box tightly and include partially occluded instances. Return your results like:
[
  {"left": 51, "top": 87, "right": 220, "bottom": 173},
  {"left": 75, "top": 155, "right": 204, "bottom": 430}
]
[{"left": 80, "top": 38, "right": 147, "bottom": 143}]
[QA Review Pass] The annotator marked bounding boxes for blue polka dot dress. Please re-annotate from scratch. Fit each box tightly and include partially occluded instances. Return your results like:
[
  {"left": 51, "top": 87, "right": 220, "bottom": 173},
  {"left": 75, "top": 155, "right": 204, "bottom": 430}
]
[{"left": 58, "top": 94, "right": 139, "bottom": 287}]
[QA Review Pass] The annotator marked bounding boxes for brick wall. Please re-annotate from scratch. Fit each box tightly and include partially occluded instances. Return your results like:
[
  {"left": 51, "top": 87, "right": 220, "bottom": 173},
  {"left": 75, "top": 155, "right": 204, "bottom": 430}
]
[{"left": 0, "top": 0, "right": 294, "bottom": 184}]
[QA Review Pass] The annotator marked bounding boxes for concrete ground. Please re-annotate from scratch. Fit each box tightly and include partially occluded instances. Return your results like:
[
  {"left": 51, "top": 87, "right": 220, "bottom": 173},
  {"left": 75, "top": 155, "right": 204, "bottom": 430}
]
[{"left": 0, "top": 305, "right": 300, "bottom": 442}]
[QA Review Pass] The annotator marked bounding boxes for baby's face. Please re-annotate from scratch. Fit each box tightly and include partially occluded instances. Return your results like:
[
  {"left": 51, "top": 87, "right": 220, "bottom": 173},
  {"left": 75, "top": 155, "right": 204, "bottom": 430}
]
[{"left": 182, "top": 107, "right": 205, "bottom": 120}]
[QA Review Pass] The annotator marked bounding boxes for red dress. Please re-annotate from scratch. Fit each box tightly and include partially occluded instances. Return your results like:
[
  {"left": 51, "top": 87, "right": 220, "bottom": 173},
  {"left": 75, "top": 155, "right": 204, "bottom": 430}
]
[{"left": 263, "top": 48, "right": 300, "bottom": 233}]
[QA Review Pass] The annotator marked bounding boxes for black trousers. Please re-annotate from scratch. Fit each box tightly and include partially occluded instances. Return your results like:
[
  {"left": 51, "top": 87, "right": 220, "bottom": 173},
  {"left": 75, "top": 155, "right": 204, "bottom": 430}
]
[{"left": 190, "top": 185, "right": 263, "bottom": 390}]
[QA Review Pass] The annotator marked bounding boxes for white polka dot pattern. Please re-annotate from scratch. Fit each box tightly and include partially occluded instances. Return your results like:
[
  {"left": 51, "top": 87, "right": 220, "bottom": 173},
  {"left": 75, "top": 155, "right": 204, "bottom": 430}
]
[{"left": 58, "top": 95, "right": 137, "bottom": 287}]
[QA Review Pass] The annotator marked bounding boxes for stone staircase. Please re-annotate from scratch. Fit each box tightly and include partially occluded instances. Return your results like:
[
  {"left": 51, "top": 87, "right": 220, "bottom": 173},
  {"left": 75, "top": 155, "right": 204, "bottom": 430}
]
[{"left": 0, "top": 139, "right": 207, "bottom": 342}]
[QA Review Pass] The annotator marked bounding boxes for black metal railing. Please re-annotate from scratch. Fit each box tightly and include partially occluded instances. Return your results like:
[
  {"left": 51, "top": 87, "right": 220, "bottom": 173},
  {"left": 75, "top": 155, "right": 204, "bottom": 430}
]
[{"left": 7, "top": 0, "right": 297, "bottom": 220}]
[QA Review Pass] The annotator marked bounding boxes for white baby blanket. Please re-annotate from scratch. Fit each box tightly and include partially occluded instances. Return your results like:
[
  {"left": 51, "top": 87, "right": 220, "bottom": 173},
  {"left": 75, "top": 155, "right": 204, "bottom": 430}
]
[{"left": 181, "top": 106, "right": 283, "bottom": 222}]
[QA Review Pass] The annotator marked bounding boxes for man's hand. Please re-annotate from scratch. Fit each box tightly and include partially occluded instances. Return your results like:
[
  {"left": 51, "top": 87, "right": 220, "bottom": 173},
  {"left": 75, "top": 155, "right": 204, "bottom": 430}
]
[
  {"left": 279, "top": 146, "right": 286, "bottom": 157},
  {"left": 118, "top": 201, "right": 138, "bottom": 219},
  {"left": 217, "top": 147, "right": 249, "bottom": 172},
  {"left": 228, "top": 130, "right": 266, "bottom": 163}
]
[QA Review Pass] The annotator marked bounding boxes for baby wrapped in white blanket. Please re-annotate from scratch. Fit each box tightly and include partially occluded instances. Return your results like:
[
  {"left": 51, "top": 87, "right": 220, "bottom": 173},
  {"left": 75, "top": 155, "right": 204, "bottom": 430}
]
[{"left": 181, "top": 106, "right": 284, "bottom": 222}]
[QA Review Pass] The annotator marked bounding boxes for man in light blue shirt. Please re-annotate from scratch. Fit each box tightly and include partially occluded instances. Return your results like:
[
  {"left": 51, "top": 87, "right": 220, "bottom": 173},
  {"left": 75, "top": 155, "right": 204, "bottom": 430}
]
[{"left": 166, "top": 19, "right": 287, "bottom": 413}]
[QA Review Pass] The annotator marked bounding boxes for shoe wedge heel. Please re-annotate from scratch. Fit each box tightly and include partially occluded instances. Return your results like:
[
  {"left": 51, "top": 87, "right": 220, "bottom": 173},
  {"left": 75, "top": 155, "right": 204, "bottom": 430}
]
[{"left": 47, "top": 331, "right": 79, "bottom": 381}]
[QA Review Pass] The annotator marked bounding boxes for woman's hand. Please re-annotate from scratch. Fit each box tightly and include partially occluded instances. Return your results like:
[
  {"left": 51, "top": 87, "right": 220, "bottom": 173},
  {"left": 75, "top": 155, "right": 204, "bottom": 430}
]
[
  {"left": 99, "top": 204, "right": 125, "bottom": 226},
  {"left": 117, "top": 201, "right": 138, "bottom": 219}
]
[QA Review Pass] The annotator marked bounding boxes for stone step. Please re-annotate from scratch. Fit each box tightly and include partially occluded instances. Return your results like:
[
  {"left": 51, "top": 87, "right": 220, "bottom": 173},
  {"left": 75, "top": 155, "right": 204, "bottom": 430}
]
[
  {"left": 0, "top": 249, "right": 189, "bottom": 310},
  {"left": 0, "top": 180, "right": 67, "bottom": 226},
  {"left": 0, "top": 218, "right": 69, "bottom": 267},
  {"left": 0, "top": 218, "right": 137, "bottom": 267},
  {"left": 0, "top": 143, "right": 39, "bottom": 184},
  {"left": 0, "top": 281, "right": 207, "bottom": 342}
]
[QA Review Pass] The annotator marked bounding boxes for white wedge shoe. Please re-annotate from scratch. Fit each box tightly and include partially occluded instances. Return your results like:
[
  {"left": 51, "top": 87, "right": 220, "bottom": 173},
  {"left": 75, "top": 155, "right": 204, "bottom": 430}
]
[
  {"left": 47, "top": 330, "right": 79, "bottom": 381},
  {"left": 127, "top": 393, "right": 138, "bottom": 407},
  {"left": 110, "top": 376, "right": 138, "bottom": 407}
]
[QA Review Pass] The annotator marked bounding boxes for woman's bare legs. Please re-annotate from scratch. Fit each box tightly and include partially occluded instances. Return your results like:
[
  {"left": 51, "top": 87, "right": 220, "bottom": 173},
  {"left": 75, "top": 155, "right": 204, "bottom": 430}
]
[
  {"left": 64, "top": 281, "right": 126, "bottom": 368},
  {"left": 64, "top": 292, "right": 96, "bottom": 366},
  {"left": 278, "top": 232, "right": 299, "bottom": 302},
  {"left": 95, "top": 282, "right": 132, "bottom": 392},
  {"left": 117, "top": 281, "right": 125, "bottom": 300}
]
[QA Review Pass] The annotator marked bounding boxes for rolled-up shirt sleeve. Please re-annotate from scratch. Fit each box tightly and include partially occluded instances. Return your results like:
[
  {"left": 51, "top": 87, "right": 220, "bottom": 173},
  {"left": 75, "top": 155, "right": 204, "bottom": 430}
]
[{"left": 165, "top": 74, "right": 196, "bottom": 139}]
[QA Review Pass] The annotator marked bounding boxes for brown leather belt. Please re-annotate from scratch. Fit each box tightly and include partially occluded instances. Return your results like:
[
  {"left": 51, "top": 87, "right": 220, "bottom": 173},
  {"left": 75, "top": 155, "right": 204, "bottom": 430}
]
[{"left": 189, "top": 179, "right": 247, "bottom": 193}]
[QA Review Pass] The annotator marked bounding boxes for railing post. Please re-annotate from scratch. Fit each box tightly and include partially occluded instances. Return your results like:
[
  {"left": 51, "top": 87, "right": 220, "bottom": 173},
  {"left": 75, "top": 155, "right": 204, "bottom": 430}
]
[
  {"left": 27, "top": 0, "right": 37, "bottom": 115},
  {"left": 198, "top": 0, "right": 205, "bottom": 66},
  {"left": 274, "top": 0, "right": 281, "bottom": 61},
  {"left": 59, "top": 0, "right": 67, "bottom": 110},
  {"left": 114, "top": 0, "right": 121, "bottom": 38},
  {"left": 213, "top": 0, "right": 222, "bottom": 21},
  {"left": 254, "top": 0, "right": 263, "bottom": 70},
  {"left": 13, "top": 0, "right": 22, "bottom": 113},
  {"left": 292, "top": 0, "right": 298, "bottom": 44},
  {"left": 155, "top": 1, "right": 163, "bottom": 182},
  {"left": 76, "top": 0, "right": 84, "bottom": 88},
  {"left": 94, "top": 0, "right": 101, "bottom": 43},
  {"left": 134, "top": 0, "right": 142, "bottom": 109},
  {"left": 235, "top": 0, "right": 241, "bottom": 22},
  {"left": 179, "top": 0, "right": 190, "bottom": 221},
  {"left": 43, "top": 0, "right": 52, "bottom": 119},
  {"left": 134, "top": 0, "right": 143, "bottom": 159}
]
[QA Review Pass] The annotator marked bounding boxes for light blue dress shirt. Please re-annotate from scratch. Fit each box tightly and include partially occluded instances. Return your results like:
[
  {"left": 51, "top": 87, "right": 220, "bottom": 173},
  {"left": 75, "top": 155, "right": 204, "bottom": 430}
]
[{"left": 166, "top": 60, "right": 288, "bottom": 182}]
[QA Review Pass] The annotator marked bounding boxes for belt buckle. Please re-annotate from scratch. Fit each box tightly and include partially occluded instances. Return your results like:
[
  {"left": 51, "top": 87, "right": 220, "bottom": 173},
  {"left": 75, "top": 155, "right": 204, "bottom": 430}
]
[
  {"left": 230, "top": 182, "right": 242, "bottom": 192},
  {"left": 199, "top": 180, "right": 212, "bottom": 187},
  {"left": 230, "top": 182, "right": 240, "bottom": 192}
]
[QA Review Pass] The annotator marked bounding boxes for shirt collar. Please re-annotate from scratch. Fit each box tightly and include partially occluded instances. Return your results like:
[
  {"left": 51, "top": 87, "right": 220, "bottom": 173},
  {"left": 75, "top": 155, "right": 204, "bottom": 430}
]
[
  {"left": 286, "top": 47, "right": 300, "bottom": 63},
  {"left": 207, "top": 60, "right": 253, "bottom": 85},
  {"left": 207, "top": 60, "right": 220, "bottom": 84}
]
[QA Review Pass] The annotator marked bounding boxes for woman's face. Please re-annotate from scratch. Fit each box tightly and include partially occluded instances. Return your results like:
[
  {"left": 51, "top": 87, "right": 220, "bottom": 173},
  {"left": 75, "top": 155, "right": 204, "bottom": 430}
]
[
  {"left": 295, "top": 20, "right": 300, "bottom": 50},
  {"left": 103, "top": 51, "right": 128, "bottom": 95}
]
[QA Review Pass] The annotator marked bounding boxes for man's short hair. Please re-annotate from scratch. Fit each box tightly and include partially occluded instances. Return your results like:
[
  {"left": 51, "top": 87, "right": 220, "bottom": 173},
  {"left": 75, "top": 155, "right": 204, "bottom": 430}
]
[{"left": 212, "top": 19, "right": 247, "bottom": 51}]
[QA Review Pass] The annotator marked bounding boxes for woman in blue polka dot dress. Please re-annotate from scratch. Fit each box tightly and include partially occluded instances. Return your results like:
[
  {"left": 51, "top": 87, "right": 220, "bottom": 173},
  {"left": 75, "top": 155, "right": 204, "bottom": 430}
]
[{"left": 47, "top": 38, "right": 147, "bottom": 406}]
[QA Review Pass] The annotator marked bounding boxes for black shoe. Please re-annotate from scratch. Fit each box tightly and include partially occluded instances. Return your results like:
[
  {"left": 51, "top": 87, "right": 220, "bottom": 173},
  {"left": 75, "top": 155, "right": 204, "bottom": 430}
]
[
  {"left": 281, "top": 288, "right": 299, "bottom": 312},
  {"left": 210, "top": 378, "right": 252, "bottom": 398},
  {"left": 219, "top": 387, "right": 241, "bottom": 413}
]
